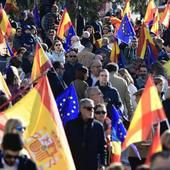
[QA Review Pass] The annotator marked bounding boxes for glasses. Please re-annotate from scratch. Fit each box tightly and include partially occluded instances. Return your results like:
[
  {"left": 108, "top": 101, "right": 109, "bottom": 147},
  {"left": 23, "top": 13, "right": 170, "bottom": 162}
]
[
  {"left": 83, "top": 106, "right": 94, "bottom": 111},
  {"left": 55, "top": 44, "right": 61, "bottom": 46},
  {"left": 4, "top": 153, "right": 19, "bottom": 160},
  {"left": 95, "top": 111, "right": 106, "bottom": 115},
  {"left": 15, "top": 126, "right": 26, "bottom": 132}
]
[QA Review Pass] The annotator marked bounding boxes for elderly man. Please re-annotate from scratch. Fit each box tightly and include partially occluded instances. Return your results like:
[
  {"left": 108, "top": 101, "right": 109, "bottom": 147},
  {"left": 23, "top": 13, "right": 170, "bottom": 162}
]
[
  {"left": 71, "top": 35, "right": 85, "bottom": 53},
  {"left": 65, "top": 98, "right": 106, "bottom": 170},
  {"left": 85, "top": 86, "right": 104, "bottom": 106}
]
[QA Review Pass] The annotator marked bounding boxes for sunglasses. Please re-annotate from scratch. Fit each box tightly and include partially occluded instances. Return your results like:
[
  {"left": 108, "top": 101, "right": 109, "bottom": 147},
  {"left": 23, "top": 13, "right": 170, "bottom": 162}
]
[
  {"left": 16, "top": 126, "right": 26, "bottom": 132},
  {"left": 95, "top": 111, "right": 106, "bottom": 115},
  {"left": 55, "top": 44, "right": 61, "bottom": 46},
  {"left": 4, "top": 154, "right": 19, "bottom": 159},
  {"left": 83, "top": 106, "right": 94, "bottom": 111}
]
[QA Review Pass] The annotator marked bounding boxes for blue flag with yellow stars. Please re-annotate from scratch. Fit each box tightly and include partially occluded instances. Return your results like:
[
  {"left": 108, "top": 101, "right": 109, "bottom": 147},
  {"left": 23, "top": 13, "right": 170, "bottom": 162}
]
[
  {"left": 116, "top": 14, "right": 136, "bottom": 45},
  {"left": 56, "top": 84, "right": 79, "bottom": 126}
]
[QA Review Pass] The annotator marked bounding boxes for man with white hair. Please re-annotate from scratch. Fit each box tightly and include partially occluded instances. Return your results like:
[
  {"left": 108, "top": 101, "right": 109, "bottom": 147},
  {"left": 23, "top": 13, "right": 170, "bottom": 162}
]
[{"left": 71, "top": 35, "right": 85, "bottom": 53}]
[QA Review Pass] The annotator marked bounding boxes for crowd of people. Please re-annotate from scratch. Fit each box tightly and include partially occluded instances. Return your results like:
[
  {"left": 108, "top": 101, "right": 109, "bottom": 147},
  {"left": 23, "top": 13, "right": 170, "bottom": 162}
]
[{"left": 0, "top": 0, "right": 170, "bottom": 170}]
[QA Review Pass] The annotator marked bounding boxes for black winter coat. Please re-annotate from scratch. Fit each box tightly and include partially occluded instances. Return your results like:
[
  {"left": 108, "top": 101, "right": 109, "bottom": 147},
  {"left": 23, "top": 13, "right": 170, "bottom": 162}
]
[{"left": 65, "top": 117, "right": 106, "bottom": 170}]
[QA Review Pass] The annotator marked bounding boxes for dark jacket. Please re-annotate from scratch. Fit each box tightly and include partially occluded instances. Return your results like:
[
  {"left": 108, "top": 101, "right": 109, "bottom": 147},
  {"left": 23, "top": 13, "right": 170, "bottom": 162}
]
[
  {"left": 63, "top": 62, "right": 82, "bottom": 86},
  {"left": 95, "top": 81, "right": 122, "bottom": 119},
  {"left": 161, "top": 99, "right": 170, "bottom": 134},
  {"left": 47, "top": 70, "right": 67, "bottom": 98},
  {"left": 0, "top": 152, "right": 37, "bottom": 170},
  {"left": 65, "top": 116, "right": 106, "bottom": 170}
]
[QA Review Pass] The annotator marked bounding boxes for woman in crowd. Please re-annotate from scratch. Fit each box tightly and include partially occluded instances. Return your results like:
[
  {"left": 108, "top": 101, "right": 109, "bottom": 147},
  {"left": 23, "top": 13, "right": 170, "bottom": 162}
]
[
  {"left": 71, "top": 66, "right": 89, "bottom": 100},
  {"left": 49, "top": 40, "right": 65, "bottom": 64}
]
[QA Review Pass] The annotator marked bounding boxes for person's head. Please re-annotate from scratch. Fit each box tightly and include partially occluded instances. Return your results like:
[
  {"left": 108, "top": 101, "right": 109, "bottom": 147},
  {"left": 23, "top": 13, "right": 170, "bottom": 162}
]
[
  {"left": 4, "top": 119, "right": 25, "bottom": 136},
  {"left": 106, "top": 63, "right": 119, "bottom": 74},
  {"left": 0, "top": 95, "right": 11, "bottom": 112},
  {"left": 94, "top": 103, "right": 107, "bottom": 123},
  {"left": 118, "top": 68, "right": 134, "bottom": 85},
  {"left": 67, "top": 49, "right": 78, "bottom": 65},
  {"left": 138, "top": 65, "right": 148, "bottom": 79},
  {"left": 106, "top": 162, "right": 125, "bottom": 170},
  {"left": 23, "top": 25, "right": 31, "bottom": 34},
  {"left": 102, "top": 37, "right": 110, "bottom": 46},
  {"left": 133, "top": 88, "right": 144, "bottom": 104},
  {"left": 6, "top": 66, "right": 21, "bottom": 86},
  {"left": 1, "top": 133, "right": 24, "bottom": 166},
  {"left": 154, "top": 76, "right": 164, "bottom": 95},
  {"left": 16, "top": 47, "right": 27, "bottom": 58},
  {"left": 85, "top": 25, "right": 94, "bottom": 35},
  {"left": 155, "top": 37, "right": 164, "bottom": 49},
  {"left": 48, "top": 29, "right": 56, "bottom": 39},
  {"left": 51, "top": 40, "right": 63, "bottom": 52},
  {"left": 150, "top": 151, "right": 170, "bottom": 170},
  {"left": 52, "top": 61, "right": 65, "bottom": 77},
  {"left": 15, "top": 27, "right": 22, "bottom": 36},
  {"left": 95, "top": 54, "right": 103, "bottom": 63},
  {"left": 51, "top": 4, "right": 58, "bottom": 14},
  {"left": 79, "top": 98, "right": 95, "bottom": 121},
  {"left": 90, "top": 59, "right": 102, "bottom": 77},
  {"left": 161, "top": 129, "right": 170, "bottom": 151},
  {"left": 82, "top": 31, "right": 90, "bottom": 39},
  {"left": 75, "top": 66, "right": 88, "bottom": 81},
  {"left": 98, "top": 69, "right": 109, "bottom": 86},
  {"left": 71, "top": 35, "right": 80, "bottom": 45},
  {"left": 85, "top": 86, "right": 104, "bottom": 105}
]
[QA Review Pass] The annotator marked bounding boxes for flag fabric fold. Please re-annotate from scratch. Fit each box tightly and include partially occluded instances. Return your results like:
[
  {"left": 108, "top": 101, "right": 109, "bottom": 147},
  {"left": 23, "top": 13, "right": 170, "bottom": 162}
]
[
  {"left": 33, "top": 3, "right": 41, "bottom": 28},
  {"left": 31, "top": 43, "right": 52, "bottom": 81},
  {"left": 64, "top": 25, "right": 76, "bottom": 51},
  {"left": 0, "top": 76, "right": 76, "bottom": 170},
  {"left": 56, "top": 84, "right": 79, "bottom": 126},
  {"left": 116, "top": 14, "right": 136, "bottom": 44},
  {"left": 111, "top": 106, "right": 126, "bottom": 162},
  {"left": 122, "top": 76, "right": 167, "bottom": 150},
  {"left": 123, "top": 0, "right": 131, "bottom": 18},
  {"left": 160, "top": 3, "right": 170, "bottom": 28},
  {"left": 151, "top": 8, "right": 159, "bottom": 35},
  {"left": 110, "top": 40, "right": 120, "bottom": 63},
  {"left": 0, "top": 6, "right": 12, "bottom": 38},
  {"left": 145, "top": 126, "right": 162, "bottom": 165},
  {"left": 137, "top": 23, "right": 158, "bottom": 59},
  {"left": 57, "top": 8, "right": 73, "bottom": 40},
  {"left": 144, "top": 0, "right": 157, "bottom": 25}
]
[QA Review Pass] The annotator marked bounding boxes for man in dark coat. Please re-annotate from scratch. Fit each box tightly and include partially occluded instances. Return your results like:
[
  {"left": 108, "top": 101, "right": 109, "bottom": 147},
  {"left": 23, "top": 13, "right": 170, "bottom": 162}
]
[{"left": 65, "top": 98, "right": 106, "bottom": 170}]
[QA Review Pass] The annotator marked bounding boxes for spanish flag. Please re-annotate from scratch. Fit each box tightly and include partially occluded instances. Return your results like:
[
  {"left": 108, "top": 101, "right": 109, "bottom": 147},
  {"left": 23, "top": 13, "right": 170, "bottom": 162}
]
[
  {"left": 145, "top": 126, "right": 162, "bottom": 165},
  {"left": 57, "top": 8, "right": 72, "bottom": 40},
  {"left": 123, "top": 0, "right": 131, "bottom": 18},
  {"left": 144, "top": 0, "right": 157, "bottom": 25},
  {"left": 110, "top": 40, "right": 120, "bottom": 63},
  {"left": 0, "top": 5, "right": 12, "bottom": 38},
  {"left": 0, "top": 76, "right": 76, "bottom": 170},
  {"left": 0, "top": 72, "right": 11, "bottom": 98},
  {"left": 122, "top": 76, "right": 166, "bottom": 150},
  {"left": 160, "top": 3, "right": 170, "bottom": 28},
  {"left": 137, "top": 23, "right": 158, "bottom": 59},
  {"left": 31, "top": 43, "right": 52, "bottom": 82},
  {"left": 151, "top": 8, "right": 160, "bottom": 35}
]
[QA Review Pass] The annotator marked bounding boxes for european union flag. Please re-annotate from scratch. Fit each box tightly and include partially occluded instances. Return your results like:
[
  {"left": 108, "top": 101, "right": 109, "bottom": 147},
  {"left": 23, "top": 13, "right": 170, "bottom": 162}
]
[
  {"left": 56, "top": 84, "right": 79, "bottom": 126},
  {"left": 118, "top": 50, "right": 126, "bottom": 68},
  {"left": 33, "top": 3, "right": 41, "bottom": 28},
  {"left": 111, "top": 106, "right": 126, "bottom": 142},
  {"left": 116, "top": 14, "right": 136, "bottom": 45},
  {"left": 64, "top": 25, "right": 76, "bottom": 51},
  {"left": 145, "top": 41, "right": 156, "bottom": 68}
]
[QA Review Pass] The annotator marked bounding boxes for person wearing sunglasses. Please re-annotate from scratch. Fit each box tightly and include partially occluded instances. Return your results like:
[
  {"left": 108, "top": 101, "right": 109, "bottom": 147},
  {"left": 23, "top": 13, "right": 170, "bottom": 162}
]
[
  {"left": 65, "top": 98, "right": 106, "bottom": 170},
  {"left": 0, "top": 133, "right": 37, "bottom": 169},
  {"left": 94, "top": 103, "right": 112, "bottom": 165},
  {"left": 49, "top": 40, "right": 65, "bottom": 64}
]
